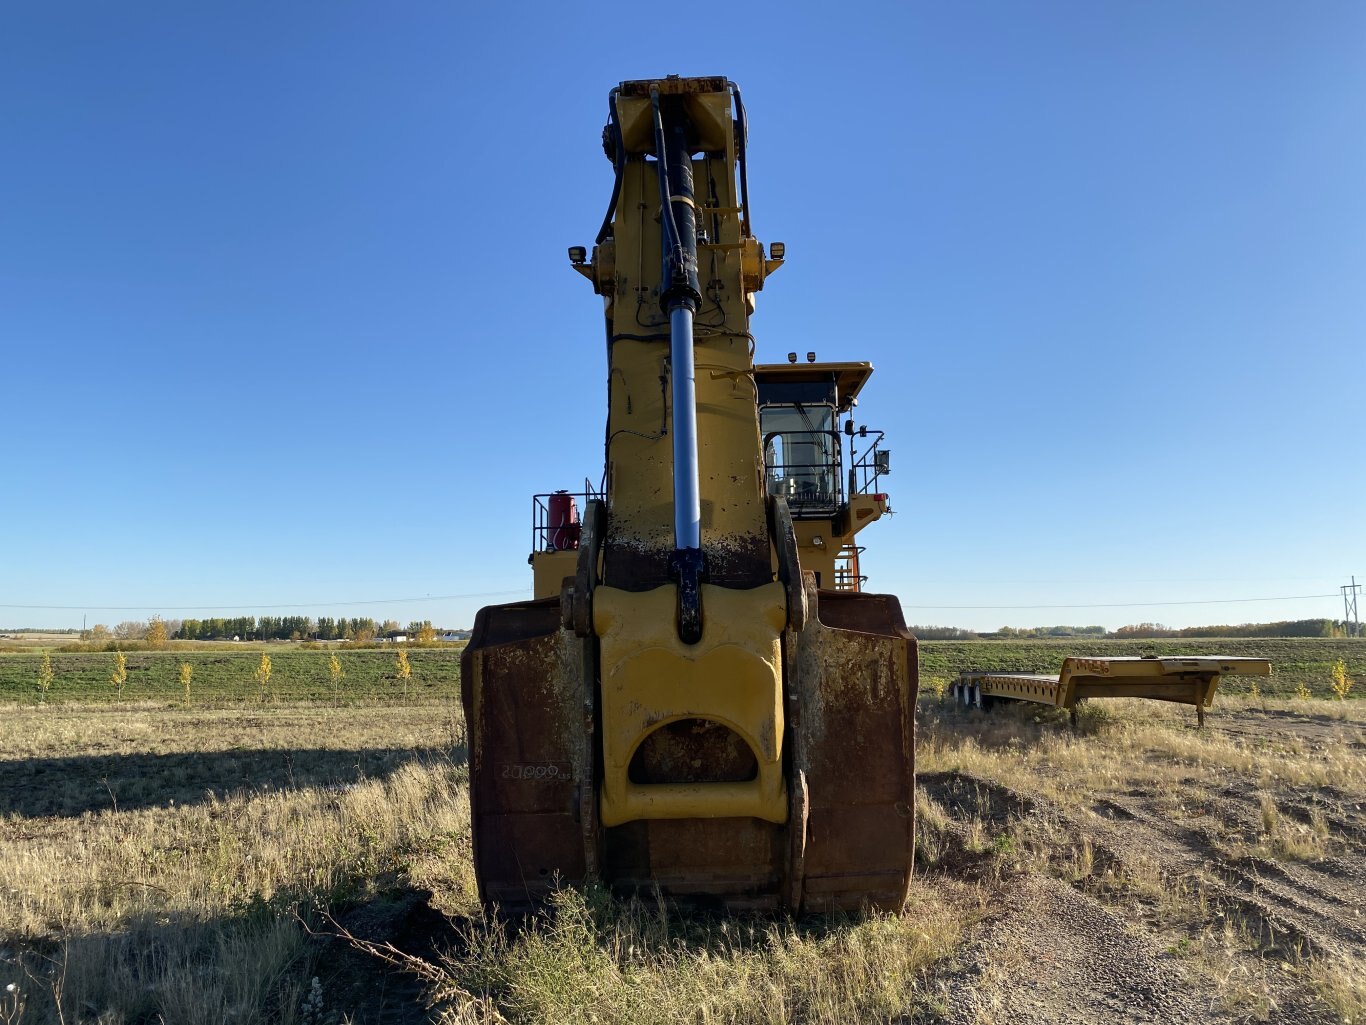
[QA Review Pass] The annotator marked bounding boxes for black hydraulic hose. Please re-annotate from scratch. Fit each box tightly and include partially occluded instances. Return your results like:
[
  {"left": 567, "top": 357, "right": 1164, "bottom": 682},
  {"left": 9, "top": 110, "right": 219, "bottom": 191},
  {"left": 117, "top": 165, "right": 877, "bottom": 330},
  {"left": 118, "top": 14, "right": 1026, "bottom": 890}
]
[
  {"left": 729, "top": 81, "right": 752, "bottom": 238},
  {"left": 595, "top": 89, "right": 625, "bottom": 245},
  {"left": 650, "top": 89, "right": 684, "bottom": 278},
  {"left": 651, "top": 89, "right": 701, "bottom": 314}
]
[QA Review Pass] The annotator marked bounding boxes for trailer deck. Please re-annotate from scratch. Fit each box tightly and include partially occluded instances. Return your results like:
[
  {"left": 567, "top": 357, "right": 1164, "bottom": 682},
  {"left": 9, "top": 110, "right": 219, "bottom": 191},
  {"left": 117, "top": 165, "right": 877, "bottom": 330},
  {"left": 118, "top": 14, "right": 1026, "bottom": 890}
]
[{"left": 953, "top": 656, "right": 1272, "bottom": 726}]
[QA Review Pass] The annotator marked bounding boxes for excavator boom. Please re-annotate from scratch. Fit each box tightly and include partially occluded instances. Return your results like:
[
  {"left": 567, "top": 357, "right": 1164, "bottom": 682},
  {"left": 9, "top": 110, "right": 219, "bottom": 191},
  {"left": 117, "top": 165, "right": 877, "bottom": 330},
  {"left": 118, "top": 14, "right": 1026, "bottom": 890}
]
[{"left": 462, "top": 76, "right": 917, "bottom": 912}]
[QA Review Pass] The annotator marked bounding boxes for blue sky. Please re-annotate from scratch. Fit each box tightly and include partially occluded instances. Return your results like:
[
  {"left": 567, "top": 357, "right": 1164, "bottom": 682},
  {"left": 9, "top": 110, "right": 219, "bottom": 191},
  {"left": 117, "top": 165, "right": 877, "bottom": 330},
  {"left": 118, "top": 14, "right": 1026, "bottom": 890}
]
[{"left": 2, "top": 2, "right": 1362, "bottom": 633}]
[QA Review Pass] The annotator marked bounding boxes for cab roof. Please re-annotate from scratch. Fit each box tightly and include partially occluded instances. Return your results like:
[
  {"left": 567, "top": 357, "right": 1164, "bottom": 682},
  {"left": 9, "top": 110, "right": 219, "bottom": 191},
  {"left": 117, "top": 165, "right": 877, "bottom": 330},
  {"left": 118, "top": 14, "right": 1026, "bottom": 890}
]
[{"left": 753, "top": 361, "right": 875, "bottom": 412}]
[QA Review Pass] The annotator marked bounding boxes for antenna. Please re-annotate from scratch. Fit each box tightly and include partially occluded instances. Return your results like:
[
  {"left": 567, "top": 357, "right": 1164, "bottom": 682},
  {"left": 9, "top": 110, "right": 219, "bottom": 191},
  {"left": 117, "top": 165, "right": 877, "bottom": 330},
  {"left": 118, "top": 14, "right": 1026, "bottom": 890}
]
[{"left": 1344, "top": 576, "right": 1362, "bottom": 638}]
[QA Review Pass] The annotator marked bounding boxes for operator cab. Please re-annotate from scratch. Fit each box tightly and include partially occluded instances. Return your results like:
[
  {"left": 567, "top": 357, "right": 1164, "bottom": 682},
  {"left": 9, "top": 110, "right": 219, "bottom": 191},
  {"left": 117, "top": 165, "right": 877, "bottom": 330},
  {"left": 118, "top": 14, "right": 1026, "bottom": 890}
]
[{"left": 755, "top": 357, "right": 887, "bottom": 519}]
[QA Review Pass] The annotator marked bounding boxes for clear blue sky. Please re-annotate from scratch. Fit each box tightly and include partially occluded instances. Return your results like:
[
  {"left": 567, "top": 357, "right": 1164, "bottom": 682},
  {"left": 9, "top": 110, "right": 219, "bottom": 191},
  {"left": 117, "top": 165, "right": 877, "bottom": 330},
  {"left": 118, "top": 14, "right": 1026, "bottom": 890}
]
[{"left": 3, "top": 2, "right": 1363, "bottom": 633}]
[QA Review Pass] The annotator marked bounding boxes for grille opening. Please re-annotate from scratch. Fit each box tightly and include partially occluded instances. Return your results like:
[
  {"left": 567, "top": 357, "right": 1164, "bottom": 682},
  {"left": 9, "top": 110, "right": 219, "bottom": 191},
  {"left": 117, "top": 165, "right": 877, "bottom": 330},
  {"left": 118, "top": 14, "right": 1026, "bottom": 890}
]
[{"left": 628, "top": 718, "right": 759, "bottom": 784}]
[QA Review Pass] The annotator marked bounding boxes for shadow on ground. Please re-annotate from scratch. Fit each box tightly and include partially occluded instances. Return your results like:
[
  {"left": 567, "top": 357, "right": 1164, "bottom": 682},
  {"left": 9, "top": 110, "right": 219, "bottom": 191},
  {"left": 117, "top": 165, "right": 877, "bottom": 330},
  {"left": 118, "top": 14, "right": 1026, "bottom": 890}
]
[{"left": 0, "top": 744, "right": 467, "bottom": 818}]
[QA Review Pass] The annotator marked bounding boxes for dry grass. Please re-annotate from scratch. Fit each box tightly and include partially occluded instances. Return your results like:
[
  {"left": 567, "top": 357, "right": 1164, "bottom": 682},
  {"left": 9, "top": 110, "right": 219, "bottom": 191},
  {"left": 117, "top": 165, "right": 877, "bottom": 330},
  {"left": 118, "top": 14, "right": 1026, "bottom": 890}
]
[
  {"left": 1, "top": 701, "right": 978, "bottom": 1025},
  {"left": 918, "top": 695, "right": 1366, "bottom": 1022},
  {"left": 4, "top": 693, "right": 1364, "bottom": 1023},
  {"left": 1253, "top": 794, "right": 1331, "bottom": 862},
  {"left": 1309, "top": 953, "right": 1366, "bottom": 1023},
  {"left": 918, "top": 696, "right": 1366, "bottom": 806},
  {"left": 430, "top": 883, "right": 976, "bottom": 1025},
  {"left": 0, "top": 703, "right": 472, "bottom": 1023}
]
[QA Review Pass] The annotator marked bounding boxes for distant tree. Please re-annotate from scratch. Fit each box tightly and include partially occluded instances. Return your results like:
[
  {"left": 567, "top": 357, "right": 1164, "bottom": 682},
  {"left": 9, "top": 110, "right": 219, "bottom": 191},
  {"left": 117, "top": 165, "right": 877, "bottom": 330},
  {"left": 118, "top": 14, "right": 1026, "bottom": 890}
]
[
  {"left": 145, "top": 616, "right": 168, "bottom": 649},
  {"left": 110, "top": 652, "right": 128, "bottom": 701},
  {"left": 328, "top": 653, "right": 344, "bottom": 706},
  {"left": 381, "top": 619, "right": 401, "bottom": 637},
  {"left": 1113, "top": 623, "right": 1173, "bottom": 638},
  {"left": 254, "top": 653, "right": 272, "bottom": 702},
  {"left": 37, "top": 652, "right": 54, "bottom": 704},
  {"left": 395, "top": 649, "right": 412, "bottom": 701},
  {"left": 114, "top": 620, "right": 147, "bottom": 641},
  {"left": 91, "top": 624, "right": 111, "bottom": 641},
  {"left": 1332, "top": 659, "right": 1353, "bottom": 701},
  {"left": 416, "top": 622, "right": 437, "bottom": 644}
]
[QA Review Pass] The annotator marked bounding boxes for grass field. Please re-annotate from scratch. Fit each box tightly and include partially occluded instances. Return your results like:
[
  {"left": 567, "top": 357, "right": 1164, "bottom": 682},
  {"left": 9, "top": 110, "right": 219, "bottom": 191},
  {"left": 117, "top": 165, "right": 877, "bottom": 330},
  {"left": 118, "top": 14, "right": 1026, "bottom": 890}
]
[
  {"left": 1, "top": 637, "right": 1358, "bottom": 705},
  {"left": 0, "top": 647, "right": 463, "bottom": 705},
  {"left": 2, "top": 692, "right": 1363, "bottom": 1024},
  {"left": 921, "top": 636, "right": 1364, "bottom": 697}
]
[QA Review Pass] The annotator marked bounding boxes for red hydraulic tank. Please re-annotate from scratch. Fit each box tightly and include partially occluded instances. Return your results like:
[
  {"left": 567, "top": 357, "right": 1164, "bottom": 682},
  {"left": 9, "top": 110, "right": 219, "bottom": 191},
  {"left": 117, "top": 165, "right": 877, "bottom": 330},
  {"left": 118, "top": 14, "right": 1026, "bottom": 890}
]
[{"left": 547, "top": 491, "right": 581, "bottom": 551}]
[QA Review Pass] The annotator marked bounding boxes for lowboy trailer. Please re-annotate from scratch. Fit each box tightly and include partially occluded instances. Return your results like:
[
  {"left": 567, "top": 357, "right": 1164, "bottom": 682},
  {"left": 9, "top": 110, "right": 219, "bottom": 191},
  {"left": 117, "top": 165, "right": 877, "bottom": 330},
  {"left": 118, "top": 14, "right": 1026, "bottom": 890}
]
[{"left": 952, "top": 656, "right": 1272, "bottom": 727}]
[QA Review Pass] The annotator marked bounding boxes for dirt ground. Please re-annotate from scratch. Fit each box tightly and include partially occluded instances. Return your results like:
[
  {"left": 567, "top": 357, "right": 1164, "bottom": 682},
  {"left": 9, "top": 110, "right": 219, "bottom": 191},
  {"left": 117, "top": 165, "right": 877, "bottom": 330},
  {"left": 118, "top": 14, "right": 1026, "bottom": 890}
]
[
  {"left": 915, "top": 700, "right": 1366, "bottom": 1024},
  {"left": 312, "top": 698, "right": 1366, "bottom": 1024}
]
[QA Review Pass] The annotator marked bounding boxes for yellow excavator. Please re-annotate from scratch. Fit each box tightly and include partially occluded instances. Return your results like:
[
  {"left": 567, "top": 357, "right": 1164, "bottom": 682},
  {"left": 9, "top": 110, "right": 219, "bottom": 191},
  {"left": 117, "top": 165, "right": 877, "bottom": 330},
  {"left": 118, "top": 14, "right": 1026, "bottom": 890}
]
[{"left": 462, "top": 76, "right": 916, "bottom": 913}]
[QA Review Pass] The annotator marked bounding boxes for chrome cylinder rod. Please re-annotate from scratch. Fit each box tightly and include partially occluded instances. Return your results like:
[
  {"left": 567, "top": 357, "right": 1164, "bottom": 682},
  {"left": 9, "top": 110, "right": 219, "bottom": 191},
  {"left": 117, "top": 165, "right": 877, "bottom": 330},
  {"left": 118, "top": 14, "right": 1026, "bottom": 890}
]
[{"left": 670, "top": 305, "right": 701, "bottom": 550}]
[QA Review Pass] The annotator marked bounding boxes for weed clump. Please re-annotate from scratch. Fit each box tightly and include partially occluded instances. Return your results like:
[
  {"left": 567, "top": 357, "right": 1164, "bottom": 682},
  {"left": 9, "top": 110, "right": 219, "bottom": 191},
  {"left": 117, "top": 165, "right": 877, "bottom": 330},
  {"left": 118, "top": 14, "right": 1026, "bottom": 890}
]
[{"left": 433, "top": 886, "right": 961, "bottom": 1024}]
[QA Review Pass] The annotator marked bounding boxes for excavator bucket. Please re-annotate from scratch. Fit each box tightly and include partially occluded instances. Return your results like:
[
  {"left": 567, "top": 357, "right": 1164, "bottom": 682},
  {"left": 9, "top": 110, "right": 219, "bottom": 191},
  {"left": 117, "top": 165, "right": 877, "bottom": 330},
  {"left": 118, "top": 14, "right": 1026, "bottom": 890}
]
[
  {"left": 462, "top": 598, "right": 595, "bottom": 909},
  {"left": 461, "top": 76, "right": 917, "bottom": 913},
  {"left": 462, "top": 573, "right": 917, "bottom": 912}
]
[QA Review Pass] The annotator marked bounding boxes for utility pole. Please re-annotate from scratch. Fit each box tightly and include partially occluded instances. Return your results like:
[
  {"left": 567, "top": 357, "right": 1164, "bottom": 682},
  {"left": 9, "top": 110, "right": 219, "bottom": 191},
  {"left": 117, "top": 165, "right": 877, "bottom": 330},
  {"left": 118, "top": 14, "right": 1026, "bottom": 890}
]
[{"left": 1344, "top": 576, "right": 1362, "bottom": 638}]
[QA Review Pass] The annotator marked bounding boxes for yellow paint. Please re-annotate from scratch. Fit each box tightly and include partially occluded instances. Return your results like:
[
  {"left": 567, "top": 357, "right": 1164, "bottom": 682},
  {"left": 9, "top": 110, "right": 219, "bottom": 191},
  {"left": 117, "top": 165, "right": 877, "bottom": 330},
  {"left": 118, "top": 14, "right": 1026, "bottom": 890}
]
[
  {"left": 789, "top": 493, "right": 887, "bottom": 590},
  {"left": 594, "top": 582, "right": 788, "bottom": 826},
  {"left": 580, "top": 82, "right": 776, "bottom": 576},
  {"left": 531, "top": 550, "right": 577, "bottom": 600}
]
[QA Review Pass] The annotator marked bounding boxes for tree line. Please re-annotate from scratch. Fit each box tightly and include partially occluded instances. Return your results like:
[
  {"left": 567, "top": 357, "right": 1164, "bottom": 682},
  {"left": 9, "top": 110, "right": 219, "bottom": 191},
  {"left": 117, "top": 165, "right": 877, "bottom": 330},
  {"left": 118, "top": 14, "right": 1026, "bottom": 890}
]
[
  {"left": 1111, "top": 619, "right": 1354, "bottom": 639},
  {"left": 89, "top": 616, "right": 440, "bottom": 642},
  {"left": 178, "top": 617, "right": 437, "bottom": 641},
  {"left": 913, "top": 620, "right": 1357, "bottom": 640}
]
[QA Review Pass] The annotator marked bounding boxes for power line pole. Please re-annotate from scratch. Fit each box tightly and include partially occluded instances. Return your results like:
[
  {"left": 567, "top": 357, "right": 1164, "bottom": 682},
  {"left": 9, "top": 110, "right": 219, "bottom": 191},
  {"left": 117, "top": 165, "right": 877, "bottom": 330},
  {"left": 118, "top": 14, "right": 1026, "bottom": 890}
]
[{"left": 1344, "top": 576, "right": 1362, "bottom": 638}]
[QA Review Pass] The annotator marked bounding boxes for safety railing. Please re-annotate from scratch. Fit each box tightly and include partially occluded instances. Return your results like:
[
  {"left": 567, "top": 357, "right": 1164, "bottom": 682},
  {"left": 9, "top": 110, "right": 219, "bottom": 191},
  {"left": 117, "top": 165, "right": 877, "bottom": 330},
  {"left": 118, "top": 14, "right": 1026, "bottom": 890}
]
[
  {"left": 846, "top": 427, "right": 889, "bottom": 499},
  {"left": 833, "top": 544, "right": 867, "bottom": 592},
  {"left": 531, "top": 480, "right": 599, "bottom": 553}
]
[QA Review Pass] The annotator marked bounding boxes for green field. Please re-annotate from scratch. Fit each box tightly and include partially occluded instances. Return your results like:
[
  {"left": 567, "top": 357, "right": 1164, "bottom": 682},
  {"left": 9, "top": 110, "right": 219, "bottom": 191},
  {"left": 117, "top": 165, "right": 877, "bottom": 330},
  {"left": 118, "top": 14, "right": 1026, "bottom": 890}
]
[
  {"left": 0, "top": 647, "right": 463, "bottom": 705},
  {"left": 919, "top": 636, "right": 1364, "bottom": 697},
  {"left": 2, "top": 636, "right": 1359, "bottom": 705}
]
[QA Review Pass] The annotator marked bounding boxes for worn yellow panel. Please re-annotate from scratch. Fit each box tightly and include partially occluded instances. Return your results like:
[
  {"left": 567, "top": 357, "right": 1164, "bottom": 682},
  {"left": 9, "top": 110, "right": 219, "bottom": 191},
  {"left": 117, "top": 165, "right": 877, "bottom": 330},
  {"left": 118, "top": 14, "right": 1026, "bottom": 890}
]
[
  {"left": 791, "top": 520, "right": 837, "bottom": 589},
  {"left": 594, "top": 582, "right": 788, "bottom": 826},
  {"left": 531, "top": 550, "right": 577, "bottom": 601},
  {"left": 601, "top": 158, "right": 769, "bottom": 577}
]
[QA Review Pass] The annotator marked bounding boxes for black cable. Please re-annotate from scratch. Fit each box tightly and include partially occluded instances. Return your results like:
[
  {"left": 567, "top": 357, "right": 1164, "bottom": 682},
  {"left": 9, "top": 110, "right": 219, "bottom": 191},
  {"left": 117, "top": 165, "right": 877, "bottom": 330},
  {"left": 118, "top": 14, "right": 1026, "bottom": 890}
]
[
  {"left": 0, "top": 591, "right": 532, "bottom": 612},
  {"left": 594, "top": 89, "right": 625, "bottom": 246},
  {"left": 649, "top": 88, "right": 685, "bottom": 278},
  {"left": 729, "top": 81, "right": 752, "bottom": 237}
]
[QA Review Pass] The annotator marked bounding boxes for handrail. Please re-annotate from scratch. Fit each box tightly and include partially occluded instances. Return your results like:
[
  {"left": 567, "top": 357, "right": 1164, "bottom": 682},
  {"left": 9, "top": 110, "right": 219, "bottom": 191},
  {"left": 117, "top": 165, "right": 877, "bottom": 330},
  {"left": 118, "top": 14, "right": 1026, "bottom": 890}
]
[{"left": 530, "top": 488, "right": 599, "bottom": 553}]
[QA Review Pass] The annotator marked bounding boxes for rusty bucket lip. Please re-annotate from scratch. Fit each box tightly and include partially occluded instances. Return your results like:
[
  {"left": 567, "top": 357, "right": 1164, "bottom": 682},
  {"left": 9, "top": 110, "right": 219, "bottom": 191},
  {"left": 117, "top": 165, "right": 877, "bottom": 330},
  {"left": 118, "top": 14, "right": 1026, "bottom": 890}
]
[{"left": 463, "top": 585, "right": 918, "bottom": 915}]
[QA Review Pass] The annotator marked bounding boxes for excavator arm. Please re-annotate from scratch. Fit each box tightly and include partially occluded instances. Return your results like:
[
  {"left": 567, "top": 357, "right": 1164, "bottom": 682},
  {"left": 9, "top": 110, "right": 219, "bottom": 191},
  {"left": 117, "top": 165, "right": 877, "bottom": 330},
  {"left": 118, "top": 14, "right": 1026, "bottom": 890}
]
[{"left": 463, "top": 76, "right": 917, "bottom": 912}]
